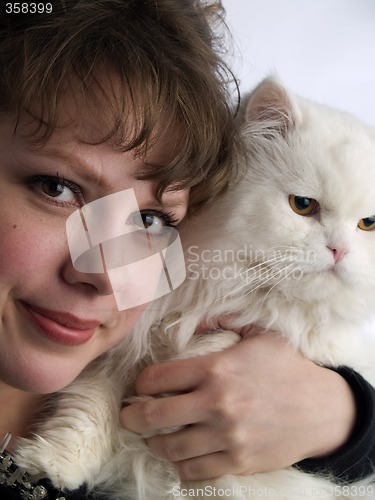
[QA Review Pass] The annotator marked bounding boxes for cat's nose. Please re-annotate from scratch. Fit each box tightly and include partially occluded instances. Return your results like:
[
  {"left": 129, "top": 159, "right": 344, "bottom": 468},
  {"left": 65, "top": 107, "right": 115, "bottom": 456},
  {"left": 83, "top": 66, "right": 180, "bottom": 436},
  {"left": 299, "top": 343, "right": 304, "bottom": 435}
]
[{"left": 328, "top": 246, "right": 348, "bottom": 264}]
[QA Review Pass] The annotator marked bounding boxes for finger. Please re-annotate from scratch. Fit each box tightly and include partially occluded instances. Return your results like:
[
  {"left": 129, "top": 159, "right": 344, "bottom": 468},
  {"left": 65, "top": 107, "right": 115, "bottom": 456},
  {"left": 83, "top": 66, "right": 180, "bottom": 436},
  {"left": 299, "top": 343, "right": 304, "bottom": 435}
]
[
  {"left": 196, "top": 316, "right": 264, "bottom": 338},
  {"left": 146, "top": 424, "right": 225, "bottom": 462},
  {"left": 120, "top": 391, "right": 205, "bottom": 434},
  {"left": 134, "top": 357, "right": 207, "bottom": 396},
  {"left": 175, "top": 451, "right": 246, "bottom": 481}
]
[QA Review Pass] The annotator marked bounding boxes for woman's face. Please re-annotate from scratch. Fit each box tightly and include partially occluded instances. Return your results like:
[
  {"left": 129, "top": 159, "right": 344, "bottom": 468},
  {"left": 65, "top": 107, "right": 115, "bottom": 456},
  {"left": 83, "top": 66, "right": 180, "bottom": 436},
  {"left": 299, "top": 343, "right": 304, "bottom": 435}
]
[{"left": 0, "top": 102, "right": 189, "bottom": 394}]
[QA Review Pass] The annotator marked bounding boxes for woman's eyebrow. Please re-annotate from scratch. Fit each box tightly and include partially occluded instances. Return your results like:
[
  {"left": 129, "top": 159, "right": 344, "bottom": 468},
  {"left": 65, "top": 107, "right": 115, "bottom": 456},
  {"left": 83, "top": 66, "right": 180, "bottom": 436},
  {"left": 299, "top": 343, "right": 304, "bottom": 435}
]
[{"left": 33, "top": 149, "right": 116, "bottom": 190}]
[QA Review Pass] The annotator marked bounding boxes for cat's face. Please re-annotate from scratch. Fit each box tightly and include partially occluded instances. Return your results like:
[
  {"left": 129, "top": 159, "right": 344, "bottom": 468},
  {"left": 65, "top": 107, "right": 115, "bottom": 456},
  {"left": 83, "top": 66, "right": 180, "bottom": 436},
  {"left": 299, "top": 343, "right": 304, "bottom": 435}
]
[{"left": 234, "top": 79, "right": 375, "bottom": 300}]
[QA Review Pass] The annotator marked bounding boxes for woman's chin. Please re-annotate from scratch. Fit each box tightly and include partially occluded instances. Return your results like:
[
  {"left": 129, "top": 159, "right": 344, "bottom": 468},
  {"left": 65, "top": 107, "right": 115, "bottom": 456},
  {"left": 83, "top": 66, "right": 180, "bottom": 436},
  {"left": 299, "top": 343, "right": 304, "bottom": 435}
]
[{"left": 0, "top": 356, "right": 87, "bottom": 394}]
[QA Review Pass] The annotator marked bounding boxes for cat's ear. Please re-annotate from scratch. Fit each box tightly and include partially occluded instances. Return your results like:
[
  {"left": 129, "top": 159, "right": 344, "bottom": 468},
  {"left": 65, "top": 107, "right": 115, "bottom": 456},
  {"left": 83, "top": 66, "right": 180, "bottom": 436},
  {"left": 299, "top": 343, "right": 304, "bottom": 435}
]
[{"left": 244, "top": 77, "right": 300, "bottom": 135}]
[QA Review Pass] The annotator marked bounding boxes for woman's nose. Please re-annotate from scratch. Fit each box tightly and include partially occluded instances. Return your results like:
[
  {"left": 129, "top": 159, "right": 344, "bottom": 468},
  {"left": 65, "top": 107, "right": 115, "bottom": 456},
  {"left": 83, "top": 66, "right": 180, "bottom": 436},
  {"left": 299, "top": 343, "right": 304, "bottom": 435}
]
[{"left": 61, "top": 256, "right": 114, "bottom": 296}]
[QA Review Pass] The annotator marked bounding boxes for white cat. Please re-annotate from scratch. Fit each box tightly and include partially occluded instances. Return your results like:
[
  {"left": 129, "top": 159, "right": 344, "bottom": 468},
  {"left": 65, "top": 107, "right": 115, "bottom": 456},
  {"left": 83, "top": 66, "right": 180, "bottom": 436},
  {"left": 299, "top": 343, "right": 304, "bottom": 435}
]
[{"left": 15, "top": 78, "right": 375, "bottom": 499}]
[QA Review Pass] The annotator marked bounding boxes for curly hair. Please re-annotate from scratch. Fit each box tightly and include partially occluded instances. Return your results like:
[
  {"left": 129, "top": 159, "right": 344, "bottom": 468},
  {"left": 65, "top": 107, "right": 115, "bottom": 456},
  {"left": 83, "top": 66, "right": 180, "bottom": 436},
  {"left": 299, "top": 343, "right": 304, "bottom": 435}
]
[{"left": 0, "top": 0, "right": 243, "bottom": 213}]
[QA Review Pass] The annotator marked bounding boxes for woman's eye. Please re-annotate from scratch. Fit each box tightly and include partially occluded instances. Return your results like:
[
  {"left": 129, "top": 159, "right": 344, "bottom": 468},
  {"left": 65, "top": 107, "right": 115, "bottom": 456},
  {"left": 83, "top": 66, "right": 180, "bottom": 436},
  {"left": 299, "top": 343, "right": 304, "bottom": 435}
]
[
  {"left": 358, "top": 216, "right": 375, "bottom": 231},
  {"left": 141, "top": 213, "right": 166, "bottom": 235},
  {"left": 28, "top": 175, "right": 83, "bottom": 207},
  {"left": 289, "top": 195, "right": 319, "bottom": 216},
  {"left": 129, "top": 210, "right": 178, "bottom": 236}
]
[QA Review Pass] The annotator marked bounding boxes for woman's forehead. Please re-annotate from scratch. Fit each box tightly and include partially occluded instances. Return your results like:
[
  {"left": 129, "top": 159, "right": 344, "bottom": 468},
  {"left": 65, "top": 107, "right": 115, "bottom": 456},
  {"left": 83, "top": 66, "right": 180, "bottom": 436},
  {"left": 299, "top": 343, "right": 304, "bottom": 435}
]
[{"left": 12, "top": 84, "right": 183, "bottom": 159}]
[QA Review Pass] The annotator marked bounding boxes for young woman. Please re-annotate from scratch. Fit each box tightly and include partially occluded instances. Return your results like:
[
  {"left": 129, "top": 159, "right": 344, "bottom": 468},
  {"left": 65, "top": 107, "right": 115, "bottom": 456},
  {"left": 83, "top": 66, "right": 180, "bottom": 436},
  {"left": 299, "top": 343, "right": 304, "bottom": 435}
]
[{"left": 0, "top": 0, "right": 374, "bottom": 498}]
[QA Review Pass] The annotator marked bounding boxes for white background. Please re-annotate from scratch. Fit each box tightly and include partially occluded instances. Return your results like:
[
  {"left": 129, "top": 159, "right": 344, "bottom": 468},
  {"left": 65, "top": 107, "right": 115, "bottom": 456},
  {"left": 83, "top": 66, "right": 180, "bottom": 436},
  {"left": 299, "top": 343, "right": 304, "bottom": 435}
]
[{"left": 221, "top": 0, "right": 375, "bottom": 125}]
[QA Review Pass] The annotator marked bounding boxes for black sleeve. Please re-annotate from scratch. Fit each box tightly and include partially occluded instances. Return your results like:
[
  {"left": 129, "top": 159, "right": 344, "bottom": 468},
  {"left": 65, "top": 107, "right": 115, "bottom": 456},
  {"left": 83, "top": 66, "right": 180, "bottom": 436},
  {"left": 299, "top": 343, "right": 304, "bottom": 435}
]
[{"left": 295, "top": 367, "right": 375, "bottom": 483}]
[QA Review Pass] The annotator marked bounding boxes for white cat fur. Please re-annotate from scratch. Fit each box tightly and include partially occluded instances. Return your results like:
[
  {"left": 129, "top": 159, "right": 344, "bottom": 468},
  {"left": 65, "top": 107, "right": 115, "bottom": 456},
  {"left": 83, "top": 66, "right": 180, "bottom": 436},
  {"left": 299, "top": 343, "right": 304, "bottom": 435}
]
[{"left": 14, "top": 78, "right": 375, "bottom": 499}]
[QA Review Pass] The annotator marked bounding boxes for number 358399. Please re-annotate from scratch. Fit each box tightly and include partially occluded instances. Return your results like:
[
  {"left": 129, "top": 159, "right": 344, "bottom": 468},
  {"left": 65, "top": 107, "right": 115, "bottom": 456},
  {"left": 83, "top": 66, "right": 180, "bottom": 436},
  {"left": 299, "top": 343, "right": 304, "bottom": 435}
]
[{"left": 5, "top": 3, "right": 53, "bottom": 14}]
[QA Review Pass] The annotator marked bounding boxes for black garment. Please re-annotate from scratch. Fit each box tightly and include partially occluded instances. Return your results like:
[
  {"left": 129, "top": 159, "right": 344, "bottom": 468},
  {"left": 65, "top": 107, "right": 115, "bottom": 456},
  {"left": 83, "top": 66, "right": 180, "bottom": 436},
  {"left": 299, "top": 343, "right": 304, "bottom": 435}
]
[
  {"left": 0, "top": 482, "right": 95, "bottom": 500},
  {"left": 296, "top": 367, "right": 375, "bottom": 483},
  {"left": 0, "top": 481, "right": 99, "bottom": 500},
  {"left": 0, "top": 450, "right": 100, "bottom": 499}
]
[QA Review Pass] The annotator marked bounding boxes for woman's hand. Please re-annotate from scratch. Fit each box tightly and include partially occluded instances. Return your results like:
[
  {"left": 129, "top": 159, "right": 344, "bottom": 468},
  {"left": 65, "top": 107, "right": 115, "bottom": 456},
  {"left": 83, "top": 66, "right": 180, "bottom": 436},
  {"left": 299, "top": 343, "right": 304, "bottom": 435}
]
[{"left": 120, "top": 331, "right": 356, "bottom": 480}]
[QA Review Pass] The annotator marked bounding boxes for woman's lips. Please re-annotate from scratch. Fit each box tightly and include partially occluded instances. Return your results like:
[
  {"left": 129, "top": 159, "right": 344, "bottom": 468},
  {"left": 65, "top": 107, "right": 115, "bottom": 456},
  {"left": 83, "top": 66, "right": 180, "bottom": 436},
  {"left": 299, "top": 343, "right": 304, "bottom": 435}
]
[{"left": 21, "top": 302, "right": 101, "bottom": 346}]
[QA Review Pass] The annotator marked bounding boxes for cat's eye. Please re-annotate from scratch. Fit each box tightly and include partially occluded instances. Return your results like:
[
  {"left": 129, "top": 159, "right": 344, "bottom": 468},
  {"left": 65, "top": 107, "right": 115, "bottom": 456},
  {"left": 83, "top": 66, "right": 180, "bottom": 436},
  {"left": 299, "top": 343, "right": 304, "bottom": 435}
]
[
  {"left": 289, "top": 195, "right": 319, "bottom": 216},
  {"left": 358, "top": 216, "right": 375, "bottom": 231}
]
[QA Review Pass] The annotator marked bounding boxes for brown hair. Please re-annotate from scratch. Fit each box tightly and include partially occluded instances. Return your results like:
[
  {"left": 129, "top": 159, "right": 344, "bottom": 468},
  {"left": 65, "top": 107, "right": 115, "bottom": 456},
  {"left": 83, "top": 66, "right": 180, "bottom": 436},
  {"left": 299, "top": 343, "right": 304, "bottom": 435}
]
[{"left": 0, "top": 0, "right": 242, "bottom": 213}]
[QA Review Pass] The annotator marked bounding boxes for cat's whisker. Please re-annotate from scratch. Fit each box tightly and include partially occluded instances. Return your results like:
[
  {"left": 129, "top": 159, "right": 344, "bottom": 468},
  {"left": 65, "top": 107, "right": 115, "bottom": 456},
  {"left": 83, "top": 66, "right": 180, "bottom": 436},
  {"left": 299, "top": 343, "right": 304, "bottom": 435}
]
[
  {"left": 235, "top": 255, "right": 292, "bottom": 278},
  {"left": 241, "top": 267, "right": 290, "bottom": 298},
  {"left": 235, "top": 257, "right": 293, "bottom": 286},
  {"left": 262, "top": 264, "right": 297, "bottom": 302},
  {"left": 238, "top": 264, "right": 295, "bottom": 307},
  {"left": 244, "top": 260, "right": 299, "bottom": 293},
  {"left": 228, "top": 260, "right": 292, "bottom": 298}
]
